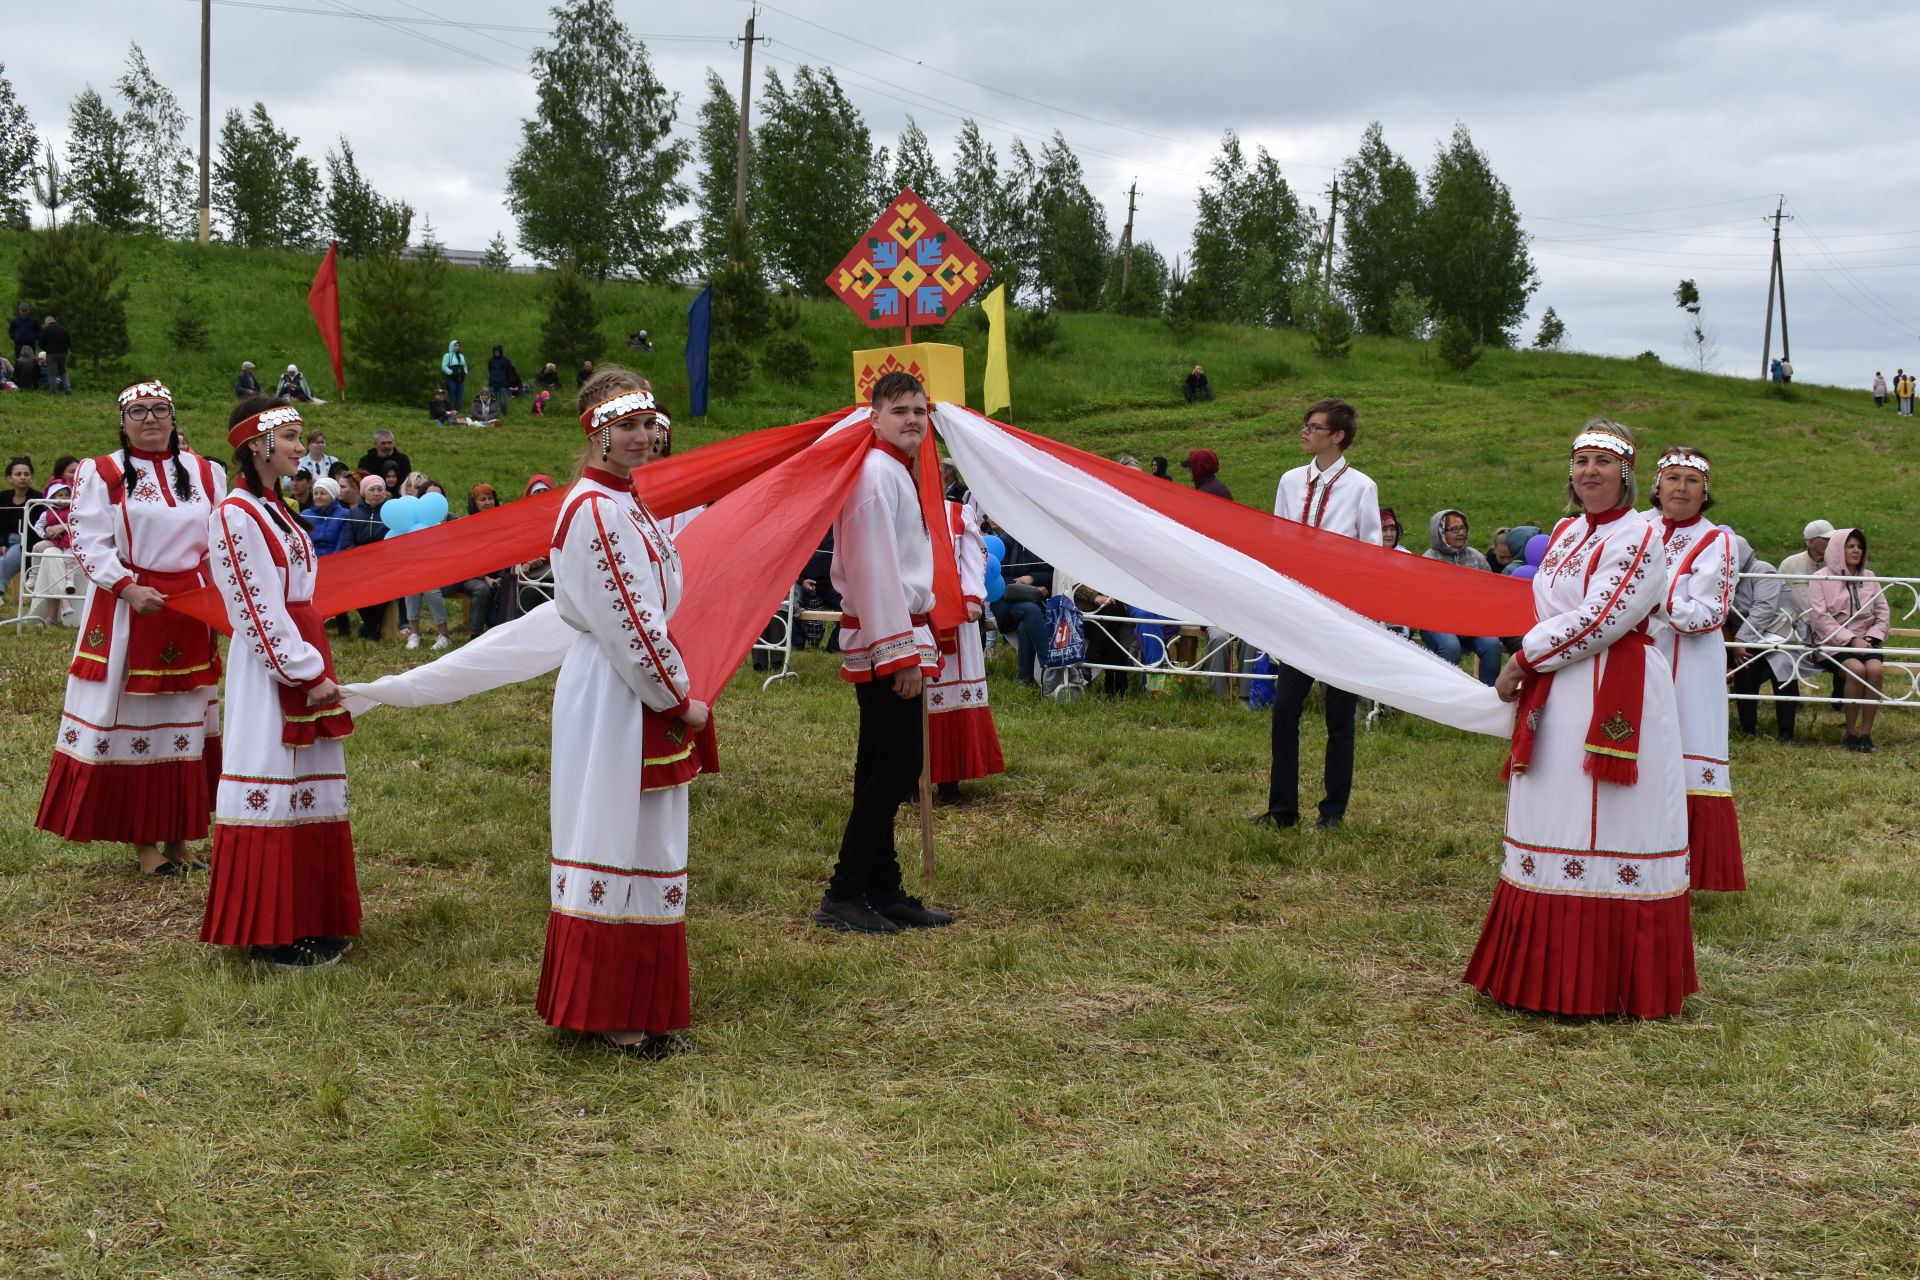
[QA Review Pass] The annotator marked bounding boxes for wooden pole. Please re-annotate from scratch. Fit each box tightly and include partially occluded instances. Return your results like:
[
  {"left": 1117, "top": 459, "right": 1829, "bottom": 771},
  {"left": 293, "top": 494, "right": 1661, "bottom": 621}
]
[
  {"left": 1760, "top": 197, "right": 1782, "bottom": 378},
  {"left": 198, "top": 0, "right": 212, "bottom": 244},
  {"left": 918, "top": 685, "right": 935, "bottom": 899},
  {"left": 733, "top": 10, "right": 757, "bottom": 224}
]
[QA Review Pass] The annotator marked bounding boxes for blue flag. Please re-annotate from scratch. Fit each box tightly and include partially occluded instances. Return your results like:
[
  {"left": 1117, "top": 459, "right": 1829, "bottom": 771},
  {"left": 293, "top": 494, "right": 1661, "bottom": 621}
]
[{"left": 685, "top": 283, "right": 712, "bottom": 418}]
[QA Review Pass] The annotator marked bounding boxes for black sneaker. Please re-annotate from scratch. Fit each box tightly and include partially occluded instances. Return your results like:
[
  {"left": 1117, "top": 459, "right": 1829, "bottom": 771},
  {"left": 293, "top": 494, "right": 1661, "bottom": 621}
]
[
  {"left": 1316, "top": 815, "right": 1345, "bottom": 831},
  {"left": 600, "top": 1031, "right": 689, "bottom": 1061},
  {"left": 1247, "top": 811, "right": 1299, "bottom": 829},
  {"left": 812, "top": 896, "right": 901, "bottom": 934},
  {"left": 870, "top": 891, "right": 954, "bottom": 928},
  {"left": 249, "top": 937, "right": 345, "bottom": 969}
]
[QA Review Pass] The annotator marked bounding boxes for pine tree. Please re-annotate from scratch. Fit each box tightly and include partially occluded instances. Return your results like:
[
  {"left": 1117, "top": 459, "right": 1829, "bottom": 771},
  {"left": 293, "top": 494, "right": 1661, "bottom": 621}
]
[
  {"left": 115, "top": 44, "right": 195, "bottom": 237},
  {"left": 325, "top": 137, "right": 413, "bottom": 257},
  {"left": 1335, "top": 122, "right": 1424, "bottom": 336},
  {"left": 0, "top": 63, "right": 41, "bottom": 230},
  {"left": 691, "top": 70, "right": 746, "bottom": 276},
  {"left": 1435, "top": 314, "right": 1481, "bottom": 373},
  {"left": 1029, "top": 133, "right": 1110, "bottom": 312},
  {"left": 348, "top": 241, "right": 451, "bottom": 404},
  {"left": 507, "top": 0, "right": 690, "bottom": 279},
  {"left": 480, "top": 233, "right": 512, "bottom": 272},
  {"left": 541, "top": 259, "right": 604, "bottom": 371},
  {"left": 65, "top": 88, "right": 144, "bottom": 233},
  {"left": 753, "top": 66, "right": 883, "bottom": 295},
  {"left": 1420, "top": 124, "right": 1536, "bottom": 346},
  {"left": 711, "top": 210, "right": 770, "bottom": 344},
  {"left": 213, "top": 103, "right": 322, "bottom": 248},
  {"left": 1299, "top": 282, "right": 1354, "bottom": 360},
  {"left": 1189, "top": 131, "right": 1313, "bottom": 325},
  {"left": 16, "top": 221, "right": 132, "bottom": 372}
]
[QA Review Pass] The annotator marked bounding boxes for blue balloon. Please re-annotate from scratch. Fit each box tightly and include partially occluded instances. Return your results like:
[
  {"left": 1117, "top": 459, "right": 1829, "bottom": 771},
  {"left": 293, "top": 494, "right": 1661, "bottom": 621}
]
[
  {"left": 416, "top": 491, "right": 449, "bottom": 528},
  {"left": 1511, "top": 564, "right": 1538, "bottom": 580},
  {"left": 383, "top": 494, "right": 421, "bottom": 534},
  {"left": 984, "top": 572, "right": 1005, "bottom": 604},
  {"left": 983, "top": 534, "right": 1006, "bottom": 561}
]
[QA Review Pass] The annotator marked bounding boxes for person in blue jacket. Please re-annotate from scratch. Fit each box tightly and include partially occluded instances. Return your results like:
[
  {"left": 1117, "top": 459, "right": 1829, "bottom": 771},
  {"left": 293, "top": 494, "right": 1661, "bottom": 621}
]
[
  {"left": 300, "top": 477, "right": 356, "bottom": 557},
  {"left": 441, "top": 339, "right": 469, "bottom": 412}
]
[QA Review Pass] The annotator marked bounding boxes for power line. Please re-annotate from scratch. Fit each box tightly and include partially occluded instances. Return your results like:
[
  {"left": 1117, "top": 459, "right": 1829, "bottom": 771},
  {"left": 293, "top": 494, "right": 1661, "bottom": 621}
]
[
  {"left": 1784, "top": 198, "right": 1920, "bottom": 331},
  {"left": 180, "top": 0, "right": 729, "bottom": 40},
  {"left": 306, "top": 0, "right": 526, "bottom": 74},
  {"left": 1527, "top": 195, "right": 1781, "bottom": 220}
]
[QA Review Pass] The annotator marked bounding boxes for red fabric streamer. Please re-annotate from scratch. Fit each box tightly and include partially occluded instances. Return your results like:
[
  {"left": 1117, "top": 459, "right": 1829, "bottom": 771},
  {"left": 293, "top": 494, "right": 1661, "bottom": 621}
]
[
  {"left": 969, "top": 415, "right": 1538, "bottom": 637},
  {"left": 914, "top": 433, "right": 968, "bottom": 635},
  {"left": 164, "top": 410, "right": 858, "bottom": 634},
  {"left": 308, "top": 243, "right": 345, "bottom": 398}
]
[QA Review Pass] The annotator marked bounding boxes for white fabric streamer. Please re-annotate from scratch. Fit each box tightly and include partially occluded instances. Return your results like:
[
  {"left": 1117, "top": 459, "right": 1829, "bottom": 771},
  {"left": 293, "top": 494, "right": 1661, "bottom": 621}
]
[
  {"left": 931, "top": 403, "right": 1515, "bottom": 737},
  {"left": 340, "top": 602, "right": 572, "bottom": 715}
]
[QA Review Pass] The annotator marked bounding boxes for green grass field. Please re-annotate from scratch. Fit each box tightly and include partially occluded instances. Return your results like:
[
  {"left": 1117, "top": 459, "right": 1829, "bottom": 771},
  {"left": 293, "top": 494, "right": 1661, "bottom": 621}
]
[{"left": 4, "top": 232, "right": 1920, "bottom": 1278}]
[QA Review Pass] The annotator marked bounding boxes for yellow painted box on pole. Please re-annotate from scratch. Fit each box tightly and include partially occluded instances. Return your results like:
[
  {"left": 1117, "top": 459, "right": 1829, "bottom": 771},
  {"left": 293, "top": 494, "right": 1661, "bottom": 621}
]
[{"left": 852, "top": 342, "right": 966, "bottom": 407}]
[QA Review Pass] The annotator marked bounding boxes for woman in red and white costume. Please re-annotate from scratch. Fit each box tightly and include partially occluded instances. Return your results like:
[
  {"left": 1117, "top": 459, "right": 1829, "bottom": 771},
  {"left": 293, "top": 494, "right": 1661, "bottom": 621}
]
[
  {"left": 36, "top": 380, "right": 224, "bottom": 876},
  {"left": 928, "top": 491, "right": 1003, "bottom": 804},
  {"left": 1466, "top": 418, "right": 1694, "bottom": 1018},
  {"left": 1647, "top": 447, "right": 1743, "bottom": 891},
  {"left": 541, "top": 372, "right": 710, "bottom": 1060},
  {"left": 200, "top": 398, "right": 358, "bottom": 968}
]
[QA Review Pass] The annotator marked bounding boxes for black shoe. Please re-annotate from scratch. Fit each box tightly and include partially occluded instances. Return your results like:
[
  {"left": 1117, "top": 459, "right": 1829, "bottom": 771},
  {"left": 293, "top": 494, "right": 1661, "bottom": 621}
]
[
  {"left": 869, "top": 890, "right": 954, "bottom": 928},
  {"left": 935, "top": 781, "right": 966, "bottom": 806},
  {"left": 1843, "top": 735, "right": 1862, "bottom": 752},
  {"left": 143, "top": 860, "right": 187, "bottom": 877},
  {"left": 166, "top": 857, "right": 210, "bottom": 873},
  {"left": 599, "top": 1031, "right": 689, "bottom": 1061},
  {"left": 249, "top": 937, "right": 344, "bottom": 969},
  {"left": 1247, "top": 811, "right": 1299, "bottom": 829},
  {"left": 315, "top": 937, "right": 355, "bottom": 959},
  {"left": 811, "top": 896, "right": 901, "bottom": 934},
  {"left": 1315, "top": 815, "right": 1345, "bottom": 830},
  {"left": 1861, "top": 736, "right": 1877, "bottom": 754},
  {"left": 1776, "top": 733, "right": 1794, "bottom": 744}
]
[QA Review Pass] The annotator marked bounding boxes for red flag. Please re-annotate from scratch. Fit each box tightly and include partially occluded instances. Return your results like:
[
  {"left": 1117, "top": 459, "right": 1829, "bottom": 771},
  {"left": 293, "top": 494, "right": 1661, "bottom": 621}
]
[{"left": 308, "top": 242, "right": 345, "bottom": 397}]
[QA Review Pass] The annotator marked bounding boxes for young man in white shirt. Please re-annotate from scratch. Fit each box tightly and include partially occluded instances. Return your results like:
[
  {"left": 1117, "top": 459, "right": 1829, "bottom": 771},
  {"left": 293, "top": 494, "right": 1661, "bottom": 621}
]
[
  {"left": 816, "top": 371, "right": 953, "bottom": 934},
  {"left": 1253, "top": 397, "right": 1382, "bottom": 830}
]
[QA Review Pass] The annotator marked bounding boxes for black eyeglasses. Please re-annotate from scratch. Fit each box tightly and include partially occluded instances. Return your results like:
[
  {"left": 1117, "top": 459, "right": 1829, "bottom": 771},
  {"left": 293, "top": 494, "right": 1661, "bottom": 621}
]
[{"left": 124, "top": 404, "right": 176, "bottom": 422}]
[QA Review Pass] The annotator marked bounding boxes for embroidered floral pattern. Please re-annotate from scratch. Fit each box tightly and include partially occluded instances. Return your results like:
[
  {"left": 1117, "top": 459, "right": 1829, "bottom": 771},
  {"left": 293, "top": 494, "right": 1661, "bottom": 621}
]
[
  {"left": 245, "top": 789, "right": 269, "bottom": 811},
  {"left": 663, "top": 884, "right": 685, "bottom": 909},
  {"left": 174, "top": 734, "right": 190, "bottom": 751},
  {"left": 1617, "top": 865, "right": 1640, "bottom": 885},
  {"left": 556, "top": 874, "right": 567, "bottom": 896},
  {"left": 1701, "top": 766, "right": 1716, "bottom": 784},
  {"left": 93, "top": 737, "right": 110, "bottom": 755},
  {"left": 131, "top": 737, "right": 150, "bottom": 755},
  {"left": 297, "top": 788, "right": 316, "bottom": 810},
  {"left": 63, "top": 728, "right": 79, "bottom": 746},
  {"left": 588, "top": 879, "right": 607, "bottom": 904},
  {"left": 1563, "top": 858, "right": 1586, "bottom": 880},
  {"left": 1520, "top": 855, "right": 1537, "bottom": 875}
]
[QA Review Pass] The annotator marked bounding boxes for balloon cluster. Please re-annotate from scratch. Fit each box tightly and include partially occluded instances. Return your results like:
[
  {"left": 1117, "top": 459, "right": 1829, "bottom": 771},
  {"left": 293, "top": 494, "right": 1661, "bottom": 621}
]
[
  {"left": 982, "top": 533, "right": 1007, "bottom": 605},
  {"left": 378, "top": 491, "right": 450, "bottom": 537},
  {"left": 1510, "top": 533, "right": 1550, "bottom": 581}
]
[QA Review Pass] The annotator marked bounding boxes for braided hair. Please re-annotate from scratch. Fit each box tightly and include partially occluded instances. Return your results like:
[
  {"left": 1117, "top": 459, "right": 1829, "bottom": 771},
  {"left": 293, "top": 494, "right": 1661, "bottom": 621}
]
[{"left": 228, "top": 394, "right": 296, "bottom": 537}]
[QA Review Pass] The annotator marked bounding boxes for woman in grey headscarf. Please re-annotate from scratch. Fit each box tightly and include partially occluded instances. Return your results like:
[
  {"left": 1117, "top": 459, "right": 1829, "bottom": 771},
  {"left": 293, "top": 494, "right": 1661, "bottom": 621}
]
[{"left": 1419, "top": 508, "right": 1501, "bottom": 684}]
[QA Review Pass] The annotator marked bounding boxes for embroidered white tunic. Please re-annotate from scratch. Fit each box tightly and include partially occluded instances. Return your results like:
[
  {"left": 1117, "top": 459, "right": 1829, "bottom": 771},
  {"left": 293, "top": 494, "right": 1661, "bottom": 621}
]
[
  {"left": 207, "top": 488, "right": 349, "bottom": 830},
  {"left": 52, "top": 451, "right": 224, "bottom": 790},
  {"left": 1648, "top": 515, "right": 1735, "bottom": 802},
  {"left": 832, "top": 442, "right": 938, "bottom": 680},
  {"left": 1273, "top": 455, "right": 1384, "bottom": 545},
  {"left": 548, "top": 469, "right": 693, "bottom": 928},
  {"left": 929, "top": 499, "right": 990, "bottom": 716},
  {"left": 1504, "top": 511, "right": 1688, "bottom": 899}
]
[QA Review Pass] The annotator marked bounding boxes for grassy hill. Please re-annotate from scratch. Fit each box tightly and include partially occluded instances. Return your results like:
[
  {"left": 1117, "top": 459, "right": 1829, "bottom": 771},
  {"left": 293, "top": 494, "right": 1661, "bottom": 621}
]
[{"left": 3, "top": 229, "right": 1910, "bottom": 570}]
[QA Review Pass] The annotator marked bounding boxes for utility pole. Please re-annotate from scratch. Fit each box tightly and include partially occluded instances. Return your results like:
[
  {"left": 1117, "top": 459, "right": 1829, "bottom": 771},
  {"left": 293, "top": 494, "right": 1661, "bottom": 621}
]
[
  {"left": 198, "top": 0, "right": 211, "bottom": 244},
  {"left": 1321, "top": 179, "right": 1339, "bottom": 290},
  {"left": 1760, "top": 197, "right": 1792, "bottom": 378},
  {"left": 733, "top": 9, "right": 767, "bottom": 225},
  {"left": 1117, "top": 179, "right": 1137, "bottom": 297}
]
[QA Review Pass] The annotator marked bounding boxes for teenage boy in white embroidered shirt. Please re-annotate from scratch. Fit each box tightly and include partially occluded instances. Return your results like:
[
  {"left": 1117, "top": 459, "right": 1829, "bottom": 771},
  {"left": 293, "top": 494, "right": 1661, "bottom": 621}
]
[{"left": 1254, "top": 397, "right": 1382, "bottom": 830}]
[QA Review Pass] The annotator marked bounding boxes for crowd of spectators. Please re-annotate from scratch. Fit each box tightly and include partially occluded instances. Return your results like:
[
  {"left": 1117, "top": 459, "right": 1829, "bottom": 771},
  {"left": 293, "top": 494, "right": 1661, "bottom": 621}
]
[{"left": 5, "top": 304, "right": 72, "bottom": 393}]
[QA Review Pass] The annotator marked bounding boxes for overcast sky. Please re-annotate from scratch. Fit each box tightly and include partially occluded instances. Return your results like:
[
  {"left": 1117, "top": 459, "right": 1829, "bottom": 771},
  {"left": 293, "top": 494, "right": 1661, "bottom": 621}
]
[{"left": 12, "top": 0, "right": 1920, "bottom": 386}]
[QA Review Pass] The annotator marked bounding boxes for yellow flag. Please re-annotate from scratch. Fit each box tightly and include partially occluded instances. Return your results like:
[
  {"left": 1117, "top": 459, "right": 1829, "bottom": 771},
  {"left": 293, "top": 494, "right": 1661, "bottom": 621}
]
[{"left": 981, "top": 284, "right": 1010, "bottom": 419}]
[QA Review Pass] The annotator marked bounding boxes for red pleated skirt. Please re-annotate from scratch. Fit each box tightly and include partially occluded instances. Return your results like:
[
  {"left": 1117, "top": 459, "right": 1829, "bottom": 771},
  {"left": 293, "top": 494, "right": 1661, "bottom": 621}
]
[
  {"left": 537, "top": 913, "right": 689, "bottom": 1034},
  {"left": 1462, "top": 880, "right": 1698, "bottom": 1018},
  {"left": 36, "top": 743, "right": 219, "bottom": 845},
  {"left": 1687, "top": 794, "right": 1745, "bottom": 891},
  {"left": 200, "top": 819, "right": 360, "bottom": 946},
  {"left": 928, "top": 706, "right": 1005, "bottom": 784}
]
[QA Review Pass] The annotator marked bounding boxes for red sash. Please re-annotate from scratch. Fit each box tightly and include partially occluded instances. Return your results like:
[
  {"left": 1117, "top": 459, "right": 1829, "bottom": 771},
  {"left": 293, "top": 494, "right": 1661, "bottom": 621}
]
[
  {"left": 1504, "top": 629, "right": 1650, "bottom": 786},
  {"left": 641, "top": 703, "right": 702, "bottom": 790},
  {"left": 70, "top": 565, "right": 222, "bottom": 692},
  {"left": 277, "top": 602, "right": 353, "bottom": 746}
]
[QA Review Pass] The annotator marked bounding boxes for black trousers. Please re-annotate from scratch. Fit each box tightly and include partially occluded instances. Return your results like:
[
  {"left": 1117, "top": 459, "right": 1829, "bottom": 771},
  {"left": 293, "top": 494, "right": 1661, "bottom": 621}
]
[
  {"left": 1267, "top": 660, "right": 1358, "bottom": 821},
  {"left": 829, "top": 678, "right": 923, "bottom": 899},
  {"left": 1732, "top": 660, "right": 1797, "bottom": 739}
]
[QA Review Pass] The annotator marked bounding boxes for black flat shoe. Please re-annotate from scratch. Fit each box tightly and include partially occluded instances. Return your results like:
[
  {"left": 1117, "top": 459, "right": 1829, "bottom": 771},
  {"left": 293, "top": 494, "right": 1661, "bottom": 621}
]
[
  {"left": 166, "top": 858, "right": 210, "bottom": 873},
  {"left": 600, "top": 1032, "right": 689, "bottom": 1060},
  {"left": 811, "top": 896, "right": 901, "bottom": 934},
  {"left": 143, "top": 860, "right": 186, "bottom": 877},
  {"left": 1246, "top": 811, "right": 1299, "bottom": 829},
  {"left": 870, "top": 891, "right": 954, "bottom": 928}
]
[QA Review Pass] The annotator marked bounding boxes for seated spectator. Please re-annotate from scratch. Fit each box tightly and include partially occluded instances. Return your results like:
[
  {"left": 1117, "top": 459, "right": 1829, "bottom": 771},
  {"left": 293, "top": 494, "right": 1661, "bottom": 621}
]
[
  {"left": 532, "top": 388, "right": 551, "bottom": 417},
  {"left": 470, "top": 386, "right": 503, "bottom": 424},
  {"left": 986, "top": 520, "right": 1053, "bottom": 685},
  {"left": 284, "top": 471, "right": 314, "bottom": 512},
  {"left": 1778, "top": 518, "right": 1833, "bottom": 620},
  {"left": 1380, "top": 507, "right": 1414, "bottom": 553},
  {"left": 25, "top": 458, "right": 81, "bottom": 625},
  {"left": 1184, "top": 364, "right": 1213, "bottom": 403},
  {"left": 575, "top": 359, "right": 595, "bottom": 387},
  {"left": 2, "top": 455, "right": 43, "bottom": 603},
  {"left": 627, "top": 330, "right": 654, "bottom": 352},
  {"left": 353, "top": 475, "right": 395, "bottom": 639},
  {"left": 1420, "top": 508, "right": 1501, "bottom": 685},
  {"left": 357, "top": 430, "right": 412, "bottom": 486},
  {"left": 1150, "top": 455, "right": 1173, "bottom": 481},
  {"left": 448, "top": 483, "right": 508, "bottom": 637},
  {"left": 399, "top": 472, "right": 452, "bottom": 651},
  {"left": 295, "top": 429, "right": 340, "bottom": 480},
  {"left": 0, "top": 352, "right": 14, "bottom": 388},
  {"left": 1484, "top": 526, "right": 1514, "bottom": 572},
  {"left": 1180, "top": 448, "right": 1233, "bottom": 500},
  {"left": 535, "top": 362, "right": 561, "bottom": 391},
  {"left": 234, "top": 360, "right": 260, "bottom": 397},
  {"left": 1500, "top": 524, "right": 1540, "bottom": 575},
  {"left": 300, "top": 477, "right": 355, "bottom": 555},
  {"left": 1809, "top": 526, "right": 1890, "bottom": 752},
  {"left": 277, "top": 363, "right": 314, "bottom": 402},
  {"left": 14, "top": 345, "right": 41, "bottom": 389},
  {"left": 1723, "top": 530, "right": 1798, "bottom": 743},
  {"left": 428, "top": 389, "right": 458, "bottom": 424},
  {"left": 1074, "top": 583, "right": 1136, "bottom": 697}
]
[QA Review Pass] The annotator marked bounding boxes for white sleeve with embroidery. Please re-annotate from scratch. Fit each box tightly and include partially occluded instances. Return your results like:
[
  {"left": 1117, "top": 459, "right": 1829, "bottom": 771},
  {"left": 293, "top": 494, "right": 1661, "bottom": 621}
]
[
  {"left": 68, "top": 458, "right": 132, "bottom": 593},
  {"left": 837, "top": 489, "right": 917, "bottom": 666},
  {"left": 956, "top": 502, "right": 986, "bottom": 603},
  {"left": 210, "top": 504, "right": 326, "bottom": 688},
  {"left": 1521, "top": 523, "right": 1665, "bottom": 675},
  {"left": 559, "top": 497, "right": 690, "bottom": 714},
  {"left": 1662, "top": 530, "right": 1733, "bottom": 635}
]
